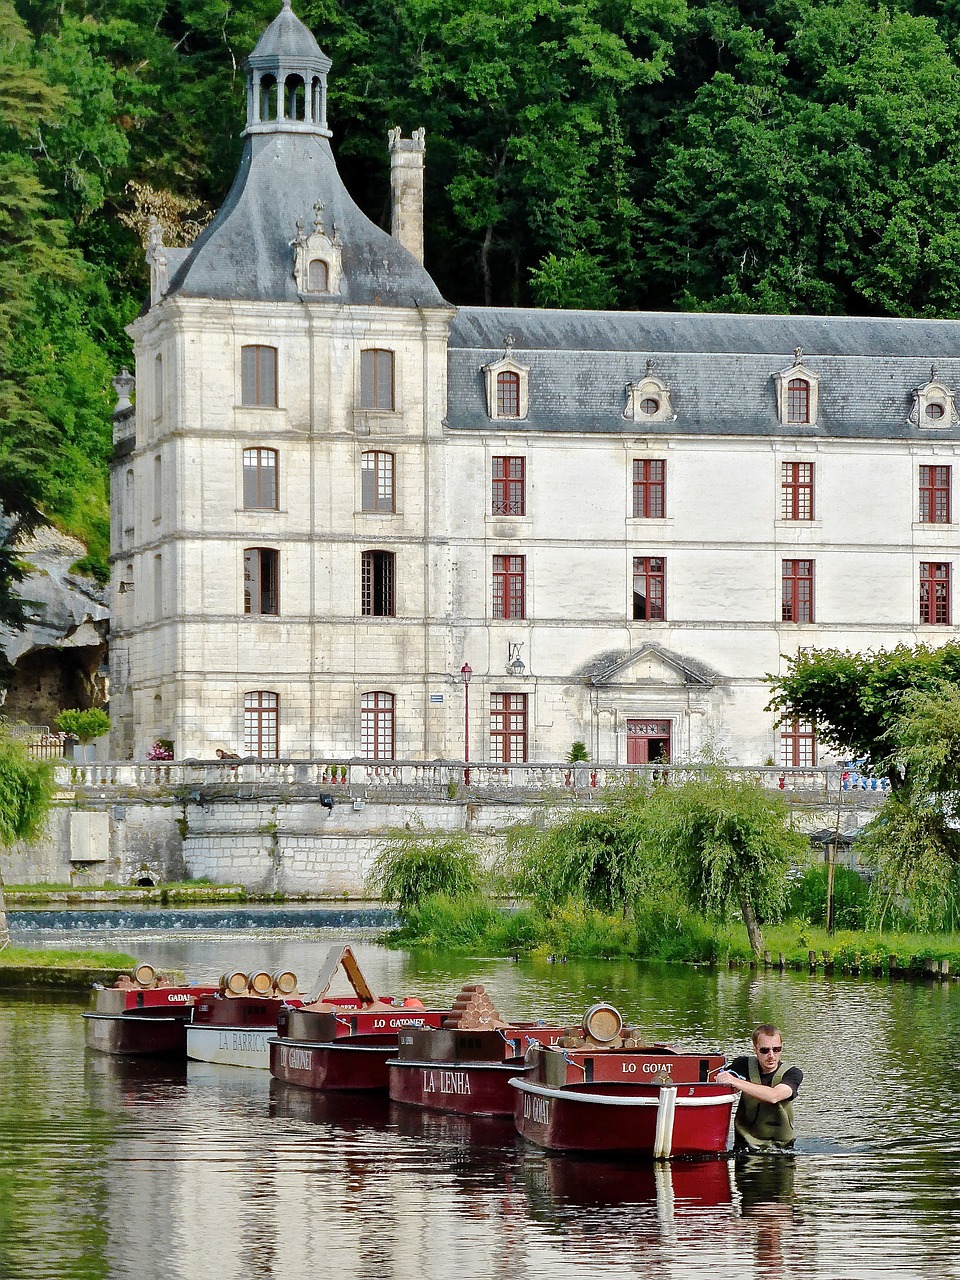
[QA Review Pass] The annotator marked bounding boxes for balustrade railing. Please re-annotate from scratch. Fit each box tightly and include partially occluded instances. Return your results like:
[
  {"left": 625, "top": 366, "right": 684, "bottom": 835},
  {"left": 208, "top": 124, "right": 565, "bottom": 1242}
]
[{"left": 52, "top": 759, "right": 889, "bottom": 798}]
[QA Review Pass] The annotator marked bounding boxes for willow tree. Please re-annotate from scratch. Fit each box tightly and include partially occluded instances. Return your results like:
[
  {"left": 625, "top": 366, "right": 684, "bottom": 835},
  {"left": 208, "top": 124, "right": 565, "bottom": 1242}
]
[
  {"left": 644, "top": 768, "right": 806, "bottom": 957},
  {"left": 0, "top": 734, "right": 55, "bottom": 947}
]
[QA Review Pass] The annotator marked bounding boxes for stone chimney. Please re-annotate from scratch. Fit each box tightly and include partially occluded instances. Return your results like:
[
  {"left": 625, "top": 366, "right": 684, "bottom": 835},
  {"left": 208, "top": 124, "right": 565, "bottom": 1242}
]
[{"left": 388, "top": 127, "right": 426, "bottom": 264}]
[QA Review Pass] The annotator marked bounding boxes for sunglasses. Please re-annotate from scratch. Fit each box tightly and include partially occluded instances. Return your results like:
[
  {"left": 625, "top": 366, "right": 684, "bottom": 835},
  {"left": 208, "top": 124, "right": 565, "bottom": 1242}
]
[{"left": 757, "top": 1045, "right": 783, "bottom": 1054}]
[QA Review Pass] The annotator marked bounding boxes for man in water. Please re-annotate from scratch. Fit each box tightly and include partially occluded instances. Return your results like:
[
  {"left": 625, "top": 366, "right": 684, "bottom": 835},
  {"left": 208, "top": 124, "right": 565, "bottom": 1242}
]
[{"left": 715, "top": 1024, "right": 802, "bottom": 1152}]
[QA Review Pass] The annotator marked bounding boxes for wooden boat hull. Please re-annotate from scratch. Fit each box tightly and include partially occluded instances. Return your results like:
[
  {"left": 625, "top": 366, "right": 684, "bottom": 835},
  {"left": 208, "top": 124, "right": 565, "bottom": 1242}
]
[
  {"left": 185, "top": 1021, "right": 277, "bottom": 1068},
  {"left": 511, "top": 1078, "right": 735, "bottom": 1158},
  {"left": 83, "top": 1011, "right": 188, "bottom": 1057},
  {"left": 388, "top": 1056, "right": 526, "bottom": 1116},
  {"left": 270, "top": 1033, "right": 400, "bottom": 1091}
]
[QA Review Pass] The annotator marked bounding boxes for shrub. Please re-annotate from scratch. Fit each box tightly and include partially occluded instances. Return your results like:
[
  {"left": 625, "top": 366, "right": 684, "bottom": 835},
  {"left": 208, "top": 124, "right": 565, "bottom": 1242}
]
[
  {"left": 54, "top": 708, "right": 110, "bottom": 743},
  {"left": 787, "top": 863, "right": 870, "bottom": 930},
  {"left": 367, "top": 828, "right": 484, "bottom": 914}
]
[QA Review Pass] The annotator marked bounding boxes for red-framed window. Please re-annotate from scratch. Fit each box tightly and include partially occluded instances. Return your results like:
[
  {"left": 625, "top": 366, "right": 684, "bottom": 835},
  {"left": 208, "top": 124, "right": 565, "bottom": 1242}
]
[
  {"left": 497, "top": 371, "right": 520, "bottom": 418},
  {"left": 492, "top": 457, "right": 525, "bottom": 515},
  {"left": 490, "top": 692, "right": 527, "bottom": 763},
  {"left": 361, "top": 550, "right": 395, "bottom": 616},
  {"left": 243, "top": 448, "right": 278, "bottom": 509},
  {"left": 781, "top": 462, "right": 814, "bottom": 520},
  {"left": 919, "top": 465, "right": 951, "bottom": 524},
  {"left": 244, "top": 691, "right": 279, "bottom": 758},
  {"left": 632, "top": 556, "right": 665, "bottom": 620},
  {"left": 920, "top": 562, "right": 951, "bottom": 624},
  {"left": 361, "top": 451, "right": 395, "bottom": 512},
  {"left": 780, "top": 719, "right": 816, "bottom": 767},
  {"left": 243, "top": 547, "right": 279, "bottom": 615},
  {"left": 782, "top": 559, "right": 814, "bottom": 623},
  {"left": 493, "top": 554, "right": 525, "bottom": 619},
  {"left": 241, "top": 345, "right": 277, "bottom": 407},
  {"left": 360, "top": 349, "right": 395, "bottom": 410},
  {"left": 786, "top": 378, "right": 810, "bottom": 424},
  {"left": 360, "top": 691, "right": 394, "bottom": 760},
  {"left": 632, "top": 459, "right": 665, "bottom": 519}
]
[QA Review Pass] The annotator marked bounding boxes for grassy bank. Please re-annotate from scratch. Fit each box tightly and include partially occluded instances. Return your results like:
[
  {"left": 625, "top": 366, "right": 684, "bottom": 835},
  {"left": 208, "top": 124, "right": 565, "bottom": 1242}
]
[
  {"left": 0, "top": 946, "right": 139, "bottom": 990},
  {"left": 5, "top": 882, "right": 249, "bottom": 905},
  {"left": 386, "top": 894, "right": 960, "bottom": 978}
]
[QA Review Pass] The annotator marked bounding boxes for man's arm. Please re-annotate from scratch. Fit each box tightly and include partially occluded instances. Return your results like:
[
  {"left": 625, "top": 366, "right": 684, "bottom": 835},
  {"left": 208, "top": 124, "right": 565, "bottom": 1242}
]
[{"left": 714, "top": 1070, "right": 794, "bottom": 1104}]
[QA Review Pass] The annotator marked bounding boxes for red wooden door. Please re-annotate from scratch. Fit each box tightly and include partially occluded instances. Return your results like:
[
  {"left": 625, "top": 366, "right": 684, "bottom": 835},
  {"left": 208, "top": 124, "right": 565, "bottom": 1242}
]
[{"left": 627, "top": 720, "right": 671, "bottom": 764}]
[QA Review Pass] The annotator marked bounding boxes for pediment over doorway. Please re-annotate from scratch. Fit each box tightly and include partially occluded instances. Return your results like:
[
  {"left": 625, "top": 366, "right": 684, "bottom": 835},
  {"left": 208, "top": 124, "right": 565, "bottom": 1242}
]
[{"left": 580, "top": 643, "right": 721, "bottom": 688}]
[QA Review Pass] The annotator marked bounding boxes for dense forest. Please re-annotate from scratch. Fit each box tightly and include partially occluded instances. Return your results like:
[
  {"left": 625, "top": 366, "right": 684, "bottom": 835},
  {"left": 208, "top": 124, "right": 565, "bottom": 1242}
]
[{"left": 6, "top": 0, "right": 960, "bottom": 590}]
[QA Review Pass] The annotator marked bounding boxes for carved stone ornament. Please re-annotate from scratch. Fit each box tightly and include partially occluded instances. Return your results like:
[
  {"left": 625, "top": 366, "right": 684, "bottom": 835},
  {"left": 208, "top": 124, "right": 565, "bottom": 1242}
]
[
  {"left": 909, "top": 379, "right": 959, "bottom": 429},
  {"left": 483, "top": 353, "right": 530, "bottom": 420},
  {"left": 624, "top": 374, "right": 675, "bottom": 423},
  {"left": 772, "top": 358, "right": 819, "bottom": 427},
  {"left": 145, "top": 216, "right": 169, "bottom": 306},
  {"left": 291, "top": 199, "right": 343, "bottom": 295}
]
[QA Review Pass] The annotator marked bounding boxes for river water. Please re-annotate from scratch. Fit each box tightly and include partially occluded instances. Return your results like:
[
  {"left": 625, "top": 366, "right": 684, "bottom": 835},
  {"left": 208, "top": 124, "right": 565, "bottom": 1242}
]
[{"left": 2, "top": 928, "right": 959, "bottom": 1280}]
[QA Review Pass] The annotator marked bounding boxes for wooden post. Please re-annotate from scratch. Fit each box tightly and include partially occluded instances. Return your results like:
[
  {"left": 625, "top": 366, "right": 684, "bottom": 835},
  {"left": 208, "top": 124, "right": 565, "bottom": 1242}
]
[
  {"left": 777, "top": 953, "right": 785, "bottom": 970},
  {"left": 763, "top": 950, "right": 771, "bottom": 969},
  {"left": 808, "top": 950, "right": 817, "bottom": 972}
]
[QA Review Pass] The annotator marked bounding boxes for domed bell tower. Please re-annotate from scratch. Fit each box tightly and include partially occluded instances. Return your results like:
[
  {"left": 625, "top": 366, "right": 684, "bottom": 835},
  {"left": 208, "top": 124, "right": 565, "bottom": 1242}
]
[{"left": 244, "top": 0, "right": 332, "bottom": 138}]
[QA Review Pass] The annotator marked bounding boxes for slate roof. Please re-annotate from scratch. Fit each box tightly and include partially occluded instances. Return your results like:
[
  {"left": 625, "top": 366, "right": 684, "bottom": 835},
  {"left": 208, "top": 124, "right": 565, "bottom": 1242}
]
[
  {"left": 447, "top": 306, "right": 960, "bottom": 439},
  {"left": 249, "top": 1, "right": 325, "bottom": 64},
  {"left": 165, "top": 133, "right": 447, "bottom": 308}
]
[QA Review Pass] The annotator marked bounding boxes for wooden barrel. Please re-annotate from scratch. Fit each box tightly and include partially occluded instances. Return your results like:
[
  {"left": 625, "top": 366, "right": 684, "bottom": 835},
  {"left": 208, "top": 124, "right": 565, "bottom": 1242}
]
[
  {"left": 220, "top": 970, "right": 248, "bottom": 995},
  {"left": 133, "top": 963, "right": 157, "bottom": 988},
  {"left": 272, "top": 969, "right": 298, "bottom": 996},
  {"left": 248, "top": 970, "right": 274, "bottom": 995},
  {"left": 582, "top": 1003, "right": 623, "bottom": 1042}
]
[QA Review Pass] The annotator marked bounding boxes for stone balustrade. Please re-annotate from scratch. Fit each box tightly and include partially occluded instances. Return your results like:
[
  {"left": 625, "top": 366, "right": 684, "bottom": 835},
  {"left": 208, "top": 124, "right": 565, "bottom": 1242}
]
[{"left": 53, "top": 759, "right": 890, "bottom": 801}]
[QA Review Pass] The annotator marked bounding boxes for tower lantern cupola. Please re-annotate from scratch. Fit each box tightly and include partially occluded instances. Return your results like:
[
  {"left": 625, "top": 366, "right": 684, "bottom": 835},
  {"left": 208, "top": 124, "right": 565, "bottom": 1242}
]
[{"left": 244, "top": 0, "right": 332, "bottom": 137}]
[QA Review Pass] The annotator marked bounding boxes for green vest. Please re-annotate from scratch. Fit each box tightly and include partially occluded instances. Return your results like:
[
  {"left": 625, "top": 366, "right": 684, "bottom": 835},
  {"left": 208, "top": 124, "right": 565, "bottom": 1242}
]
[{"left": 733, "top": 1059, "right": 796, "bottom": 1151}]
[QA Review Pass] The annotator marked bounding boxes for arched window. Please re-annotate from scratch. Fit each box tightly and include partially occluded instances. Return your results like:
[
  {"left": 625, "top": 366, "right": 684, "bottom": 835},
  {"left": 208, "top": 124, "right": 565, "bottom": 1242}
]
[
  {"left": 259, "top": 75, "right": 277, "bottom": 121},
  {"left": 361, "top": 451, "right": 395, "bottom": 512},
  {"left": 154, "top": 353, "right": 163, "bottom": 418},
  {"left": 284, "top": 74, "right": 305, "bottom": 121},
  {"left": 241, "top": 345, "right": 277, "bottom": 407},
  {"left": 307, "top": 259, "right": 329, "bottom": 291},
  {"left": 360, "top": 692, "right": 394, "bottom": 760},
  {"left": 786, "top": 378, "right": 810, "bottom": 424},
  {"left": 360, "top": 349, "right": 394, "bottom": 410},
  {"left": 497, "top": 371, "right": 521, "bottom": 418},
  {"left": 244, "top": 691, "right": 279, "bottom": 758}
]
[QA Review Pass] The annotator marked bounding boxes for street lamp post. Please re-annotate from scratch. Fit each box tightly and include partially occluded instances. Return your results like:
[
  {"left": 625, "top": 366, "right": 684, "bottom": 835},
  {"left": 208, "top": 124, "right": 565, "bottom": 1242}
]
[{"left": 460, "top": 662, "right": 472, "bottom": 785}]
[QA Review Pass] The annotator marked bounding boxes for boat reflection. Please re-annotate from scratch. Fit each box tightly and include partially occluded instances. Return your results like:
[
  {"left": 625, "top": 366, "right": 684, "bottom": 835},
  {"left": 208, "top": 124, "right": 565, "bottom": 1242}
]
[
  {"left": 525, "top": 1151, "right": 734, "bottom": 1216},
  {"left": 83, "top": 1049, "right": 187, "bottom": 1109},
  {"left": 389, "top": 1100, "right": 517, "bottom": 1149},
  {"left": 269, "top": 1077, "right": 391, "bottom": 1131}
]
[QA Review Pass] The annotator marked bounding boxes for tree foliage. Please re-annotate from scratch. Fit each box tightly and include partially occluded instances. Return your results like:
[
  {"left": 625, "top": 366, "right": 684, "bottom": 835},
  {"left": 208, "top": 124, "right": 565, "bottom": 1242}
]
[
  {"left": 366, "top": 827, "right": 485, "bottom": 915},
  {"left": 0, "top": 732, "right": 56, "bottom": 944}
]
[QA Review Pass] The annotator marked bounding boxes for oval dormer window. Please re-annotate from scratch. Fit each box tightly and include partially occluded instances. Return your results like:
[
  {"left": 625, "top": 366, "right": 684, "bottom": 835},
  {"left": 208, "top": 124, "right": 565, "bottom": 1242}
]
[
  {"left": 926, "top": 402, "right": 946, "bottom": 421},
  {"left": 639, "top": 397, "right": 660, "bottom": 416},
  {"left": 307, "top": 259, "right": 329, "bottom": 292}
]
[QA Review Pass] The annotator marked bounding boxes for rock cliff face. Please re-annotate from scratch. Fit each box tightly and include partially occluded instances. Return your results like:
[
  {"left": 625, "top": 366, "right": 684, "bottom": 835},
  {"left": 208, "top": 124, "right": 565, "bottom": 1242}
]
[{"left": 0, "top": 527, "right": 109, "bottom": 727}]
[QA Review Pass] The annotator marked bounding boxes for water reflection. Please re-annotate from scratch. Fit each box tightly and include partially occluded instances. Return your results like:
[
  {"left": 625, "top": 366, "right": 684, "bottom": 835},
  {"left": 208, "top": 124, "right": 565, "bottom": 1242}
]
[{"left": 3, "top": 941, "right": 960, "bottom": 1278}]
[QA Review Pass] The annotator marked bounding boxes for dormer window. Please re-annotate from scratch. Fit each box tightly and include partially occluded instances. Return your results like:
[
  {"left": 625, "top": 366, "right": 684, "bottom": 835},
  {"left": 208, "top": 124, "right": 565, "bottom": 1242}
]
[
  {"left": 307, "top": 258, "right": 328, "bottom": 291},
  {"left": 291, "top": 201, "right": 342, "bottom": 294},
  {"left": 910, "top": 376, "right": 958, "bottom": 429},
  {"left": 773, "top": 354, "right": 819, "bottom": 427},
  {"left": 624, "top": 371, "right": 674, "bottom": 423},
  {"left": 484, "top": 352, "right": 529, "bottom": 421}
]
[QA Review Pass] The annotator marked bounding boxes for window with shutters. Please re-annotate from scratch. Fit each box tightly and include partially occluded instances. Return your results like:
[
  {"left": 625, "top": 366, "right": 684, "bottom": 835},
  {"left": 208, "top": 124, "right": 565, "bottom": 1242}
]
[
  {"left": 492, "top": 457, "right": 525, "bottom": 515},
  {"left": 241, "top": 345, "right": 277, "bottom": 407},
  {"left": 361, "top": 451, "right": 395, "bottom": 513},
  {"left": 360, "top": 349, "right": 395, "bottom": 410},
  {"left": 361, "top": 550, "right": 395, "bottom": 616},
  {"left": 244, "top": 547, "right": 279, "bottom": 615}
]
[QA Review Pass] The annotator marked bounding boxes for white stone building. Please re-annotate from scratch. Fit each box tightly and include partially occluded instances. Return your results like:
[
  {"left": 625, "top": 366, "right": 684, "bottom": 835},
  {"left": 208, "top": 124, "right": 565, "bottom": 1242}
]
[{"left": 110, "top": 0, "right": 960, "bottom": 768}]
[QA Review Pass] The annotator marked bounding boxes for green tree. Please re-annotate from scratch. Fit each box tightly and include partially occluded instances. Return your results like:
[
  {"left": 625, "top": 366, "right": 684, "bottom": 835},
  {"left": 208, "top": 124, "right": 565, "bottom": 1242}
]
[
  {"left": 0, "top": 733, "right": 56, "bottom": 945},
  {"left": 643, "top": 767, "right": 805, "bottom": 956},
  {"left": 767, "top": 643, "right": 960, "bottom": 789},
  {"left": 367, "top": 828, "right": 484, "bottom": 917}
]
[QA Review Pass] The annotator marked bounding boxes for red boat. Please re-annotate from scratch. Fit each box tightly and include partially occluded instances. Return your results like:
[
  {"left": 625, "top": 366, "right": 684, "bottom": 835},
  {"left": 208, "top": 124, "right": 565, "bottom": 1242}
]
[
  {"left": 387, "top": 982, "right": 567, "bottom": 1117},
  {"left": 83, "top": 964, "right": 218, "bottom": 1057},
  {"left": 511, "top": 1003, "right": 734, "bottom": 1158}
]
